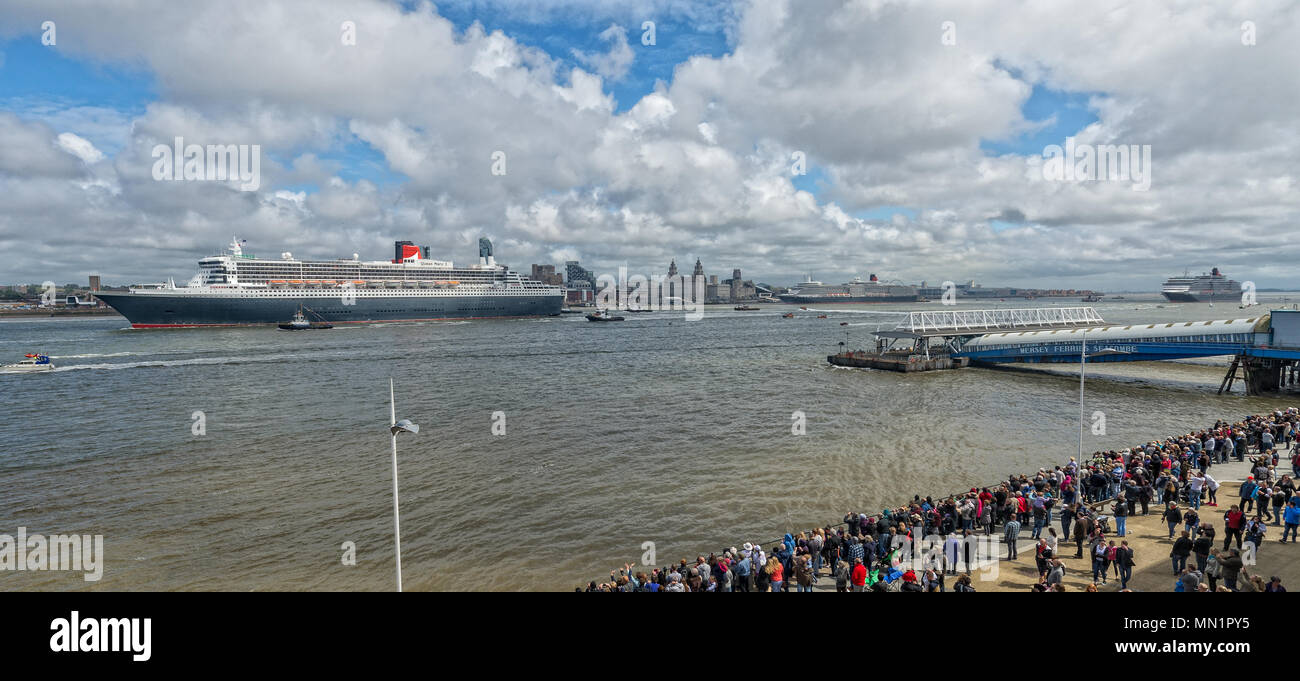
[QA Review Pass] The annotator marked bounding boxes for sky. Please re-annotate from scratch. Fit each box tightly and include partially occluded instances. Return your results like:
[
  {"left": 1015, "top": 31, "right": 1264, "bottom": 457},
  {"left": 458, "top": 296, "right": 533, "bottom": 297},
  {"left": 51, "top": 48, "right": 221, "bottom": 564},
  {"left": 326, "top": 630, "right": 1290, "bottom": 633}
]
[{"left": 0, "top": 0, "right": 1297, "bottom": 291}]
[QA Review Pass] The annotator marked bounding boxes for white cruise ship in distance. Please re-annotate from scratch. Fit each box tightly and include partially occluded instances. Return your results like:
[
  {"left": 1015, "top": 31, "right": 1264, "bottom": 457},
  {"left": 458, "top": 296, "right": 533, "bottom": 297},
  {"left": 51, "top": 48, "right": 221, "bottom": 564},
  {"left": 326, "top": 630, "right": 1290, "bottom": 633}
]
[
  {"left": 1161, "top": 267, "right": 1241, "bottom": 302},
  {"left": 778, "top": 274, "right": 919, "bottom": 304},
  {"left": 94, "top": 237, "right": 564, "bottom": 327}
]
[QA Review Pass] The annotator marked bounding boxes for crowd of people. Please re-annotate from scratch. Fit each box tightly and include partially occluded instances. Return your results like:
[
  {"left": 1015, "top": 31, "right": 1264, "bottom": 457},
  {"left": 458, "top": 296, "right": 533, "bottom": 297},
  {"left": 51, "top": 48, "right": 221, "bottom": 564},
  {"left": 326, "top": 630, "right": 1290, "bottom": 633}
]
[{"left": 581, "top": 408, "right": 1300, "bottom": 592}]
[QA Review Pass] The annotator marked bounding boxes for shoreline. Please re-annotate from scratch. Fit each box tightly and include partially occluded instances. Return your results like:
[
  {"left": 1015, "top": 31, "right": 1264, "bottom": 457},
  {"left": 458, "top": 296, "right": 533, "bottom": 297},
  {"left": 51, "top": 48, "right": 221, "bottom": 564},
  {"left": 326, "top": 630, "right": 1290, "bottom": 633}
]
[{"left": 582, "top": 407, "right": 1299, "bottom": 592}]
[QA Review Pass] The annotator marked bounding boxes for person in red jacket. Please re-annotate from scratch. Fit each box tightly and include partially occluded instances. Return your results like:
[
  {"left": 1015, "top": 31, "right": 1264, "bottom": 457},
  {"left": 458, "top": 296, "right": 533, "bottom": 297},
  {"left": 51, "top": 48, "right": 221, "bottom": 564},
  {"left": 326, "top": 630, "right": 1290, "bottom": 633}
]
[
  {"left": 850, "top": 558, "right": 867, "bottom": 592},
  {"left": 1223, "top": 505, "right": 1245, "bottom": 551}
]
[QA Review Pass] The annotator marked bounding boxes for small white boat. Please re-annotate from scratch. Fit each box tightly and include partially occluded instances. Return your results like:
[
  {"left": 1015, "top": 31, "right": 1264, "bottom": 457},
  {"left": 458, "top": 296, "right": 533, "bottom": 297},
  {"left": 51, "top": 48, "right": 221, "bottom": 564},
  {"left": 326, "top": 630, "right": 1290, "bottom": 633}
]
[{"left": 2, "top": 353, "right": 55, "bottom": 372}]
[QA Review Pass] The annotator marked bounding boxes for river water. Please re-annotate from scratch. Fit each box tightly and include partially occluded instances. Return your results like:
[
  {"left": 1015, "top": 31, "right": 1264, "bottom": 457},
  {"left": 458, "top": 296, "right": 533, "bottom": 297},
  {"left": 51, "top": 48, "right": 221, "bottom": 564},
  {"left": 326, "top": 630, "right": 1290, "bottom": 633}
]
[{"left": 2, "top": 295, "right": 1297, "bottom": 591}]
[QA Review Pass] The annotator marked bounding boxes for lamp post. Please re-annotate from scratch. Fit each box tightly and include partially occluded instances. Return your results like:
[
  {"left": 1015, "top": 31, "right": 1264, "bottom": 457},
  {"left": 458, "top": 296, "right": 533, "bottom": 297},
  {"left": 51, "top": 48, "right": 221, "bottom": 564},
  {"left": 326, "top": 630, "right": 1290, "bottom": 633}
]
[{"left": 388, "top": 378, "right": 419, "bottom": 592}]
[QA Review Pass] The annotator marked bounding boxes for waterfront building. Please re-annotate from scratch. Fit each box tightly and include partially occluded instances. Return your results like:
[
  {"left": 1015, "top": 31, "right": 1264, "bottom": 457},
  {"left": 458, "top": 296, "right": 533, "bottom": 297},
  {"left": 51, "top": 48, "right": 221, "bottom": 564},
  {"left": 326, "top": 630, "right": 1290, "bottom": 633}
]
[
  {"left": 727, "top": 268, "right": 758, "bottom": 303},
  {"left": 565, "top": 260, "right": 598, "bottom": 304},
  {"left": 529, "top": 264, "right": 563, "bottom": 287}
]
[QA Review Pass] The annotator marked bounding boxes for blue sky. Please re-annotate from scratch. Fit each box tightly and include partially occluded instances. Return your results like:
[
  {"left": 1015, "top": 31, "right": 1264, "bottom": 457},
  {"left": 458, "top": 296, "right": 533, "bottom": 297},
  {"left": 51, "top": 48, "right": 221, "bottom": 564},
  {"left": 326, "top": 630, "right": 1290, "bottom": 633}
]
[
  {"left": 0, "top": 6, "right": 735, "bottom": 193},
  {"left": 981, "top": 83, "right": 1100, "bottom": 157},
  {"left": 434, "top": 4, "right": 732, "bottom": 114},
  {"left": 0, "top": 8, "right": 1098, "bottom": 209},
  {"left": 0, "top": 40, "right": 155, "bottom": 110}
]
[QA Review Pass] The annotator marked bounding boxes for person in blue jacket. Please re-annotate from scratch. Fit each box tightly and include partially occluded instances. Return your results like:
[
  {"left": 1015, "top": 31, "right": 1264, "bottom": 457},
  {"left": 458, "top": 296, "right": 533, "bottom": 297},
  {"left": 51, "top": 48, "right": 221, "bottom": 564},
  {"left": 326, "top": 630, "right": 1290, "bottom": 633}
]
[{"left": 1281, "top": 499, "right": 1300, "bottom": 543}]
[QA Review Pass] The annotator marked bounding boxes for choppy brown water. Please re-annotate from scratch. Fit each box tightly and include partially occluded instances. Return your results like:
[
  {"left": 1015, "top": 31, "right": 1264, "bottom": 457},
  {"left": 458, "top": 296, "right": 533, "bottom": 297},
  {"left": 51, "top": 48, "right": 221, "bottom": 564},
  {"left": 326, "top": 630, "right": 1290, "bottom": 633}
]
[{"left": 2, "top": 296, "right": 1296, "bottom": 591}]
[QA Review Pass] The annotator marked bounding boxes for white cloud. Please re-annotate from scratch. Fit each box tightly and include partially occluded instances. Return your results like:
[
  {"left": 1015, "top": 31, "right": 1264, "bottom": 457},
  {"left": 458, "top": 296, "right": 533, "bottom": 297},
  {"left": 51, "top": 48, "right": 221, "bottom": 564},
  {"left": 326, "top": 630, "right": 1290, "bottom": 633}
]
[
  {"left": 0, "top": 0, "right": 1296, "bottom": 291},
  {"left": 571, "top": 24, "right": 635, "bottom": 82},
  {"left": 56, "top": 132, "right": 105, "bottom": 164},
  {"left": 274, "top": 190, "right": 306, "bottom": 205},
  {"left": 0, "top": 113, "right": 84, "bottom": 177},
  {"left": 697, "top": 122, "right": 717, "bottom": 144}
]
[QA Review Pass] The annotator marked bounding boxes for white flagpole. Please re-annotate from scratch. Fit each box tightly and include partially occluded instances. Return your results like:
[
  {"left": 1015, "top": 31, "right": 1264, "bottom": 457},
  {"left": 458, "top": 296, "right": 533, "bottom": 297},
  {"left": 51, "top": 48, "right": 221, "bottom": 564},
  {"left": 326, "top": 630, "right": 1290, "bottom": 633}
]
[
  {"left": 390, "top": 378, "right": 403, "bottom": 592},
  {"left": 1078, "top": 334, "right": 1086, "bottom": 464}
]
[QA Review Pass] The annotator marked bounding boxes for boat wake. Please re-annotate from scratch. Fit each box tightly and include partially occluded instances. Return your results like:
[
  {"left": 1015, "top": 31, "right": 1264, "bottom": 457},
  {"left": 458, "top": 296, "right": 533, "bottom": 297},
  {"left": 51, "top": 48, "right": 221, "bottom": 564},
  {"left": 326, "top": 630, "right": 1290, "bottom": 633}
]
[
  {"left": 0, "top": 336, "right": 97, "bottom": 344},
  {"left": 49, "top": 353, "right": 306, "bottom": 372},
  {"left": 50, "top": 351, "right": 138, "bottom": 359}
]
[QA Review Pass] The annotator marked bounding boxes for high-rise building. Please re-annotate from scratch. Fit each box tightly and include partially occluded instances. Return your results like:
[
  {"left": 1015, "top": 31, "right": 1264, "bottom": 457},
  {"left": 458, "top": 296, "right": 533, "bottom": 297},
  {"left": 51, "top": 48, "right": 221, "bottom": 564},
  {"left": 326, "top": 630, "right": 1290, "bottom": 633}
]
[
  {"left": 89, "top": 275, "right": 101, "bottom": 291},
  {"left": 565, "top": 261, "right": 597, "bottom": 288},
  {"left": 529, "top": 264, "right": 562, "bottom": 287},
  {"left": 565, "top": 260, "right": 598, "bottom": 303}
]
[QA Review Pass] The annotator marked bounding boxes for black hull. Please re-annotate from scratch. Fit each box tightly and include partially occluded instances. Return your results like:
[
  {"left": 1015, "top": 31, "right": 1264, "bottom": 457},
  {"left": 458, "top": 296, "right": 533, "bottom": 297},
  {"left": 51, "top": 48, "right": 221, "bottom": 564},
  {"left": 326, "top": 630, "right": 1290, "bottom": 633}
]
[
  {"left": 96, "top": 292, "right": 563, "bottom": 327},
  {"left": 780, "top": 295, "right": 919, "bottom": 304}
]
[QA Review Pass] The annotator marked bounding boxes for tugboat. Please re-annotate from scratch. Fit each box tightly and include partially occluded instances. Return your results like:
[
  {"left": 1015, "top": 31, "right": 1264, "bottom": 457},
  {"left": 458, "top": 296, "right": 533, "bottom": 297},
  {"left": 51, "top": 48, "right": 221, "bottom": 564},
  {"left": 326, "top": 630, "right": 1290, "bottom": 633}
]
[
  {"left": 2, "top": 353, "right": 55, "bottom": 372},
  {"left": 781, "top": 312, "right": 794, "bottom": 318},
  {"left": 1082, "top": 294, "right": 1102, "bottom": 303},
  {"left": 585, "top": 310, "right": 625, "bottom": 322},
  {"left": 278, "top": 305, "right": 333, "bottom": 330}
]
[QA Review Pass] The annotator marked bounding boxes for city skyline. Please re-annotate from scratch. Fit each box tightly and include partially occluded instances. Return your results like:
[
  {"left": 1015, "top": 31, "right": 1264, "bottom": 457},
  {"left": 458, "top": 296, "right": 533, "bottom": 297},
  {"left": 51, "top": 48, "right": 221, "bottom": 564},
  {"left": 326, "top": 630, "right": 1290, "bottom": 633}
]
[{"left": 0, "top": 252, "right": 1253, "bottom": 294}]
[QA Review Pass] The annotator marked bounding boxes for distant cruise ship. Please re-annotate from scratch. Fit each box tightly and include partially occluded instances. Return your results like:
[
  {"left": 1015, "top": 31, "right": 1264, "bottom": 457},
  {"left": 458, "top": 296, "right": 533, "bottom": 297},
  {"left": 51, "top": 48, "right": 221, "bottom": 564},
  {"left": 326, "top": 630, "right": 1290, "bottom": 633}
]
[
  {"left": 779, "top": 275, "right": 919, "bottom": 304},
  {"left": 95, "top": 237, "right": 564, "bottom": 327},
  {"left": 1161, "top": 267, "right": 1241, "bottom": 303}
]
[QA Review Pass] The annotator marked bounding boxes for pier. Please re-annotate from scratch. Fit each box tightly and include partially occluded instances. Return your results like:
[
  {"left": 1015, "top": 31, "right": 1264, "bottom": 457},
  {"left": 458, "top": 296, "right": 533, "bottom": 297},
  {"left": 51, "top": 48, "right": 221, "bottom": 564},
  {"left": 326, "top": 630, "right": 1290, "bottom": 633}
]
[
  {"left": 828, "top": 306, "right": 1300, "bottom": 396},
  {"left": 827, "top": 350, "right": 969, "bottom": 372}
]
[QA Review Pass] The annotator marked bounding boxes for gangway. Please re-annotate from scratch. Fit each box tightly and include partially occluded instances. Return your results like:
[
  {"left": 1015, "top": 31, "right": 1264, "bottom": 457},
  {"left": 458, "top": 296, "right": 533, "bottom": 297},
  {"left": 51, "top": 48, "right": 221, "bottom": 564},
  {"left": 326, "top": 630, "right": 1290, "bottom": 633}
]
[
  {"left": 864, "top": 307, "right": 1106, "bottom": 358},
  {"left": 895, "top": 306, "right": 1104, "bottom": 335}
]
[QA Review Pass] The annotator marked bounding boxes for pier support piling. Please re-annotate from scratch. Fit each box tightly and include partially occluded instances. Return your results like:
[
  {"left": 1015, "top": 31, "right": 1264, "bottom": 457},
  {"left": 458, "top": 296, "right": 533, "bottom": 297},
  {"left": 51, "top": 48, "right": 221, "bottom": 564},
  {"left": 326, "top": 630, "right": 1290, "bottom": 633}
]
[{"left": 1218, "top": 356, "right": 1240, "bottom": 395}]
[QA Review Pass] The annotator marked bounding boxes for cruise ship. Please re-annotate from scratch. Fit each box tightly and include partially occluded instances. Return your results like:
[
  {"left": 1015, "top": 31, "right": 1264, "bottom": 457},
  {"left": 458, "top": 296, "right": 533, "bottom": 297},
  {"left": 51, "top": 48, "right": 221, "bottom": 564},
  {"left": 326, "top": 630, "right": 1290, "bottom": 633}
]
[
  {"left": 95, "top": 237, "right": 564, "bottom": 327},
  {"left": 1161, "top": 267, "right": 1241, "bottom": 303},
  {"left": 778, "top": 275, "right": 919, "bottom": 304}
]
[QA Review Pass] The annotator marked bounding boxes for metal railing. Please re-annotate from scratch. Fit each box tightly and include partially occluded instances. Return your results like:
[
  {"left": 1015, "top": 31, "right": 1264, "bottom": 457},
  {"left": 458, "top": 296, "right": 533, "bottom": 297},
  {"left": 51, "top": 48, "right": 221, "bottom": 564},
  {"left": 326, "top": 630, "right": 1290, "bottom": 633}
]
[{"left": 897, "top": 306, "right": 1105, "bottom": 334}]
